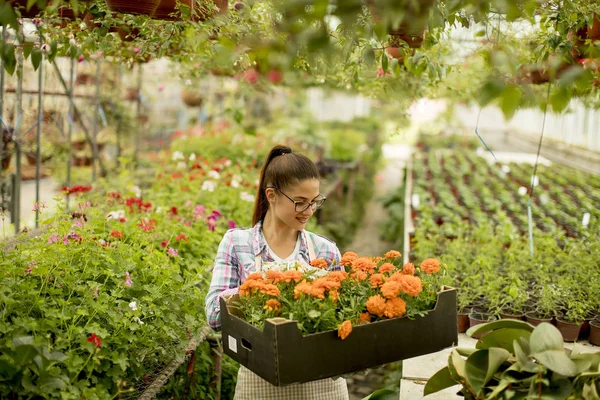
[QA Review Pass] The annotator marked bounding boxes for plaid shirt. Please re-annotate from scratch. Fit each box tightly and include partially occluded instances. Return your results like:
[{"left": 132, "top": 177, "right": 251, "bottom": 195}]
[{"left": 205, "top": 221, "right": 342, "bottom": 331}]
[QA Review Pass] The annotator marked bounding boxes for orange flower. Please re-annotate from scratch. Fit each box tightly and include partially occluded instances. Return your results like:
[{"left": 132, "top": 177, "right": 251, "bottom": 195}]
[
  {"left": 378, "top": 263, "right": 395, "bottom": 274},
  {"left": 309, "top": 286, "right": 326, "bottom": 299},
  {"left": 402, "top": 263, "right": 415, "bottom": 276},
  {"left": 340, "top": 251, "right": 359, "bottom": 266},
  {"left": 260, "top": 283, "right": 281, "bottom": 297},
  {"left": 282, "top": 270, "right": 303, "bottom": 283},
  {"left": 384, "top": 297, "right": 406, "bottom": 318},
  {"left": 387, "top": 272, "right": 403, "bottom": 283},
  {"left": 338, "top": 320, "right": 353, "bottom": 340},
  {"left": 264, "top": 299, "right": 281, "bottom": 312},
  {"left": 294, "top": 281, "right": 312, "bottom": 299},
  {"left": 266, "top": 270, "right": 285, "bottom": 284},
  {"left": 310, "top": 258, "right": 328, "bottom": 269},
  {"left": 366, "top": 295, "right": 387, "bottom": 317},
  {"left": 380, "top": 281, "right": 402, "bottom": 299},
  {"left": 329, "top": 290, "right": 339, "bottom": 302},
  {"left": 358, "top": 312, "right": 371, "bottom": 324},
  {"left": 397, "top": 274, "right": 422, "bottom": 297},
  {"left": 246, "top": 272, "right": 263, "bottom": 281},
  {"left": 312, "top": 277, "right": 340, "bottom": 291},
  {"left": 384, "top": 250, "right": 402, "bottom": 259},
  {"left": 351, "top": 257, "right": 377, "bottom": 274},
  {"left": 420, "top": 258, "right": 441, "bottom": 274},
  {"left": 327, "top": 271, "right": 348, "bottom": 283},
  {"left": 369, "top": 273, "right": 385, "bottom": 288},
  {"left": 239, "top": 279, "right": 266, "bottom": 296},
  {"left": 350, "top": 271, "right": 368, "bottom": 282}
]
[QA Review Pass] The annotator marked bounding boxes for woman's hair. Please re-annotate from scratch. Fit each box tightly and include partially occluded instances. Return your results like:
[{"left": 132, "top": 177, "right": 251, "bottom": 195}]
[{"left": 252, "top": 145, "right": 320, "bottom": 225}]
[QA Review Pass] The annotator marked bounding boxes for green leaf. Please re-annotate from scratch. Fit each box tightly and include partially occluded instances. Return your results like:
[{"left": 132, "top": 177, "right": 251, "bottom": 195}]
[
  {"left": 513, "top": 339, "right": 530, "bottom": 365},
  {"left": 530, "top": 323, "right": 564, "bottom": 353},
  {"left": 22, "top": 41, "right": 34, "bottom": 59},
  {"left": 465, "top": 348, "right": 510, "bottom": 395},
  {"left": 424, "top": 366, "right": 458, "bottom": 395},
  {"left": 478, "top": 79, "right": 504, "bottom": 106},
  {"left": 1, "top": 42, "right": 17, "bottom": 75},
  {"left": 456, "top": 348, "right": 477, "bottom": 357},
  {"left": 308, "top": 310, "right": 321, "bottom": 319},
  {"left": 13, "top": 336, "right": 34, "bottom": 347},
  {"left": 467, "top": 320, "right": 533, "bottom": 338},
  {"left": 583, "top": 381, "right": 600, "bottom": 399},
  {"left": 37, "top": 376, "right": 67, "bottom": 391},
  {"left": 31, "top": 48, "right": 43, "bottom": 71},
  {"left": 550, "top": 87, "right": 570, "bottom": 113},
  {"left": 0, "top": 3, "right": 19, "bottom": 31},
  {"left": 362, "top": 389, "right": 399, "bottom": 400},
  {"left": 500, "top": 85, "right": 522, "bottom": 120},
  {"left": 532, "top": 350, "right": 578, "bottom": 377},
  {"left": 381, "top": 52, "right": 388, "bottom": 73},
  {"left": 558, "top": 65, "right": 584, "bottom": 87},
  {"left": 476, "top": 329, "right": 531, "bottom": 353}
]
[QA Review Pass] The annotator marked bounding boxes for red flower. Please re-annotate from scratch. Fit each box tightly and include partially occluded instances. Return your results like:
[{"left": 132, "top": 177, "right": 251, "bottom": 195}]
[
  {"left": 161, "top": 240, "right": 169, "bottom": 247},
  {"left": 170, "top": 206, "right": 178, "bottom": 215},
  {"left": 176, "top": 234, "right": 188, "bottom": 241},
  {"left": 87, "top": 333, "right": 101, "bottom": 347},
  {"left": 110, "top": 230, "right": 124, "bottom": 239},
  {"left": 137, "top": 219, "right": 156, "bottom": 232}
]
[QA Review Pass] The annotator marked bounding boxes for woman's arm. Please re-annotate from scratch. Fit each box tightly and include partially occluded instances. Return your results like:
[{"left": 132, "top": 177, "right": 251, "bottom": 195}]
[{"left": 205, "top": 231, "right": 240, "bottom": 331}]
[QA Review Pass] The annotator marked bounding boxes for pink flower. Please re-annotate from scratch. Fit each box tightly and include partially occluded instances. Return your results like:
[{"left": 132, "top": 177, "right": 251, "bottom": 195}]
[
  {"left": 158, "top": 83, "right": 166, "bottom": 92},
  {"left": 48, "top": 234, "right": 59, "bottom": 244},
  {"left": 32, "top": 202, "right": 47, "bottom": 212},
  {"left": 167, "top": 247, "right": 179, "bottom": 257},
  {"left": 62, "top": 237, "right": 70, "bottom": 245},
  {"left": 78, "top": 55, "right": 85, "bottom": 63},
  {"left": 29, "top": 261, "right": 37, "bottom": 267},
  {"left": 194, "top": 205, "right": 206, "bottom": 218},
  {"left": 125, "top": 272, "right": 133, "bottom": 287},
  {"left": 207, "top": 216, "right": 217, "bottom": 232},
  {"left": 74, "top": 218, "right": 84, "bottom": 229},
  {"left": 133, "top": 47, "right": 141, "bottom": 54},
  {"left": 87, "top": 333, "right": 102, "bottom": 347},
  {"left": 185, "top": 200, "right": 192, "bottom": 207},
  {"left": 376, "top": 68, "right": 385, "bottom": 77},
  {"left": 228, "top": 220, "right": 236, "bottom": 229},
  {"left": 211, "top": 210, "right": 222, "bottom": 219},
  {"left": 26, "top": 269, "right": 32, "bottom": 274}
]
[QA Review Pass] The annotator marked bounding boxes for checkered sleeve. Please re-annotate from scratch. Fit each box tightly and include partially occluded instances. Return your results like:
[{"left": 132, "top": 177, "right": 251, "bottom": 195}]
[{"left": 205, "top": 230, "right": 240, "bottom": 331}]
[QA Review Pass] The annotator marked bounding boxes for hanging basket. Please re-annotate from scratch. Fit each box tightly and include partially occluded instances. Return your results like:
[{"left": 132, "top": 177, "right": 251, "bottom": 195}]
[
  {"left": 181, "top": 88, "right": 204, "bottom": 107},
  {"left": 125, "top": 87, "right": 140, "bottom": 102},
  {"left": 9, "top": 0, "right": 42, "bottom": 17},
  {"left": 153, "top": 0, "right": 194, "bottom": 20},
  {"left": 197, "top": 0, "right": 228, "bottom": 21},
  {"left": 389, "top": 26, "right": 425, "bottom": 49},
  {"left": 105, "top": 0, "right": 160, "bottom": 16},
  {"left": 588, "top": 15, "right": 600, "bottom": 40}
]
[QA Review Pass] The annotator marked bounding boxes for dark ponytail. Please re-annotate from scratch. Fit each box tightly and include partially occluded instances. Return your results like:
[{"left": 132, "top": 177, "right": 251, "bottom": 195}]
[{"left": 252, "top": 145, "right": 320, "bottom": 225}]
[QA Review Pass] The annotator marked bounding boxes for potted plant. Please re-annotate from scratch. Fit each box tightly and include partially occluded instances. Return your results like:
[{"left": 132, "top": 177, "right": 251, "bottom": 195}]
[
  {"left": 525, "top": 284, "right": 557, "bottom": 326},
  {"left": 590, "top": 317, "right": 600, "bottom": 346},
  {"left": 181, "top": 87, "right": 204, "bottom": 107},
  {"left": 105, "top": 0, "right": 160, "bottom": 16},
  {"left": 556, "top": 299, "right": 588, "bottom": 342}
]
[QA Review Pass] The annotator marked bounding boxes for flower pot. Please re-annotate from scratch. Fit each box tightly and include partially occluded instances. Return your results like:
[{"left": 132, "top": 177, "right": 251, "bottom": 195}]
[
  {"left": 589, "top": 320, "right": 600, "bottom": 346},
  {"left": 385, "top": 47, "right": 405, "bottom": 61},
  {"left": 525, "top": 312, "right": 553, "bottom": 327},
  {"left": 125, "top": 88, "right": 139, "bottom": 102},
  {"left": 457, "top": 309, "right": 470, "bottom": 333},
  {"left": 555, "top": 319, "right": 582, "bottom": 342},
  {"left": 468, "top": 312, "right": 497, "bottom": 339},
  {"left": 181, "top": 88, "right": 204, "bottom": 107},
  {"left": 25, "top": 152, "right": 37, "bottom": 166},
  {"left": 153, "top": 0, "right": 193, "bottom": 20},
  {"left": 105, "top": 0, "right": 160, "bottom": 16},
  {"left": 9, "top": 0, "right": 42, "bottom": 17},
  {"left": 499, "top": 311, "right": 525, "bottom": 321}
]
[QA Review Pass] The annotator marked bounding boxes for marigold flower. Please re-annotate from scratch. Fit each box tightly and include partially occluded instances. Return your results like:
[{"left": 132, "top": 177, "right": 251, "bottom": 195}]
[
  {"left": 369, "top": 273, "right": 385, "bottom": 288},
  {"left": 282, "top": 270, "right": 303, "bottom": 283},
  {"left": 329, "top": 290, "right": 339, "bottom": 302},
  {"left": 384, "top": 297, "right": 407, "bottom": 318},
  {"left": 378, "top": 263, "right": 395, "bottom": 274},
  {"left": 309, "top": 286, "right": 326, "bottom": 299},
  {"left": 239, "top": 279, "right": 266, "bottom": 296},
  {"left": 264, "top": 299, "right": 281, "bottom": 312},
  {"left": 397, "top": 274, "right": 423, "bottom": 297},
  {"left": 380, "top": 281, "right": 402, "bottom": 299},
  {"left": 312, "top": 277, "right": 340, "bottom": 291},
  {"left": 350, "top": 271, "right": 368, "bottom": 282},
  {"left": 351, "top": 257, "right": 377, "bottom": 274},
  {"left": 326, "top": 271, "right": 348, "bottom": 283},
  {"left": 266, "top": 270, "right": 285, "bottom": 284},
  {"left": 402, "top": 263, "right": 415, "bottom": 276},
  {"left": 384, "top": 250, "right": 402, "bottom": 259},
  {"left": 340, "top": 251, "right": 359, "bottom": 266},
  {"left": 366, "top": 295, "right": 387, "bottom": 317},
  {"left": 420, "top": 258, "right": 441, "bottom": 274},
  {"left": 294, "top": 281, "right": 312, "bottom": 299},
  {"left": 260, "top": 283, "right": 280, "bottom": 297},
  {"left": 387, "top": 272, "right": 403, "bottom": 283},
  {"left": 246, "top": 272, "right": 263, "bottom": 281},
  {"left": 358, "top": 312, "right": 371, "bottom": 324},
  {"left": 338, "top": 320, "right": 352, "bottom": 340},
  {"left": 310, "top": 258, "right": 328, "bottom": 269}
]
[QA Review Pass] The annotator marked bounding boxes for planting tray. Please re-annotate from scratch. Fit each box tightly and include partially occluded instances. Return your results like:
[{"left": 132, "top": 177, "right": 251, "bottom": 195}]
[{"left": 220, "top": 286, "right": 458, "bottom": 386}]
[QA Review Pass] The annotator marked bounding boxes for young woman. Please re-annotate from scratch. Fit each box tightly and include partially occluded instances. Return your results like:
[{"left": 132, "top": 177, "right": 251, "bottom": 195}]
[{"left": 205, "top": 144, "right": 349, "bottom": 399}]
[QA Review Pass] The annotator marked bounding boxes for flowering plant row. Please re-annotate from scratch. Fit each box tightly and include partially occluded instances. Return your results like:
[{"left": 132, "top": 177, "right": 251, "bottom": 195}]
[{"left": 234, "top": 250, "right": 449, "bottom": 340}]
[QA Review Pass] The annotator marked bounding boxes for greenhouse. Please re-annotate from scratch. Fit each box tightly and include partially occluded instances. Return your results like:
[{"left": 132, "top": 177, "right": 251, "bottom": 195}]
[{"left": 0, "top": 0, "right": 599, "bottom": 399}]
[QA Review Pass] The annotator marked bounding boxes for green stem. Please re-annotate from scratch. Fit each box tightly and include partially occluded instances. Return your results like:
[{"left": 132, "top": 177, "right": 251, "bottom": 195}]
[{"left": 71, "top": 351, "right": 94, "bottom": 384}]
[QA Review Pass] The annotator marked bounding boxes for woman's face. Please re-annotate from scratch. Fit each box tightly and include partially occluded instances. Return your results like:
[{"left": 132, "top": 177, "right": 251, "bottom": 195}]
[{"left": 268, "top": 179, "right": 321, "bottom": 230}]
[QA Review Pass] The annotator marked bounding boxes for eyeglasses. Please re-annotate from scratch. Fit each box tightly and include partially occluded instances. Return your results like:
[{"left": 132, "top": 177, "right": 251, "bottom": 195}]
[{"left": 267, "top": 187, "right": 326, "bottom": 212}]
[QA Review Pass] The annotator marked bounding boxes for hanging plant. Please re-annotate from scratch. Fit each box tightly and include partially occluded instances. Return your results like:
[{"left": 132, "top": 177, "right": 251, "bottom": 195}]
[
  {"left": 105, "top": 0, "right": 160, "bottom": 16},
  {"left": 181, "top": 87, "right": 204, "bottom": 107}
]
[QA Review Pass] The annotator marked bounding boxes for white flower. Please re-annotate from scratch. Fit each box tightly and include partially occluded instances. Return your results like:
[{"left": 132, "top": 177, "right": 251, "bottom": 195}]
[
  {"left": 106, "top": 210, "right": 125, "bottom": 220},
  {"left": 202, "top": 180, "right": 216, "bottom": 192},
  {"left": 240, "top": 192, "right": 255, "bottom": 202},
  {"left": 208, "top": 170, "right": 220, "bottom": 180},
  {"left": 539, "top": 194, "right": 549, "bottom": 205},
  {"left": 133, "top": 316, "right": 144, "bottom": 325},
  {"left": 231, "top": 179, "right": 240, "bottom": 188},
  {"left": 156, "top": 207, "right": 163, "bottom": 213},
  {"left": 129, "top": 301, "right": 138, "bottom": 311},
  {"left": 501, "top": 165, "right": 511, "bottom": 174},
  {"left": 189, "top": 153, "right": 196, "bottom": 161},
  {"left": 530, "top": 175, "right": 539, "bottom": 187},
  {"left": 98, "top": 239, "right": 106, "bottom": 246},
  {"left": 172, "top": 151, "right": 185, "bottom": 161},
  {"left": 132, "top": 185, "right": 141, "bottom": 198},
  {"left": 518, "top": 186, "right": 528, "bottom": 196},
  {"left": 177, "top": 161, "right": 187, "bottom": 169},
  {"left": 224, "top": 159, "right": 231, "bottom": 167}
]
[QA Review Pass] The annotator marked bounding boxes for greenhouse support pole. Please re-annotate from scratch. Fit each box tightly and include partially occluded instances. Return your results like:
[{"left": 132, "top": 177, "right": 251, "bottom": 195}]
[
  {"left": 66, "top": 58, "right": 74, "bottom": 211},
  {"left": 35, "top": 55, "right": 44, "bottom": 227},
  {"left": 116, "top": 65, "right": 122, "bottom": 166},
  {"left": 0, "top": 29, "right": 5, "bottom": 184},
  {"left": 134, "top": 64, "right": 143, "bottom": 167},
  {"left": 91, "top": 60, "right": 101, "bottom": 181},
  {"left": 13, "top": 46, "right": 23, "bottom": 233}
]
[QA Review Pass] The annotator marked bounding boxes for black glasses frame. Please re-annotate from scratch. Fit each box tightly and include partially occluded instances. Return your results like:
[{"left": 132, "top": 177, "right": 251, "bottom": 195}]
[{"left": 267, "top": 187, "right": 326, "bottom": 212}]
